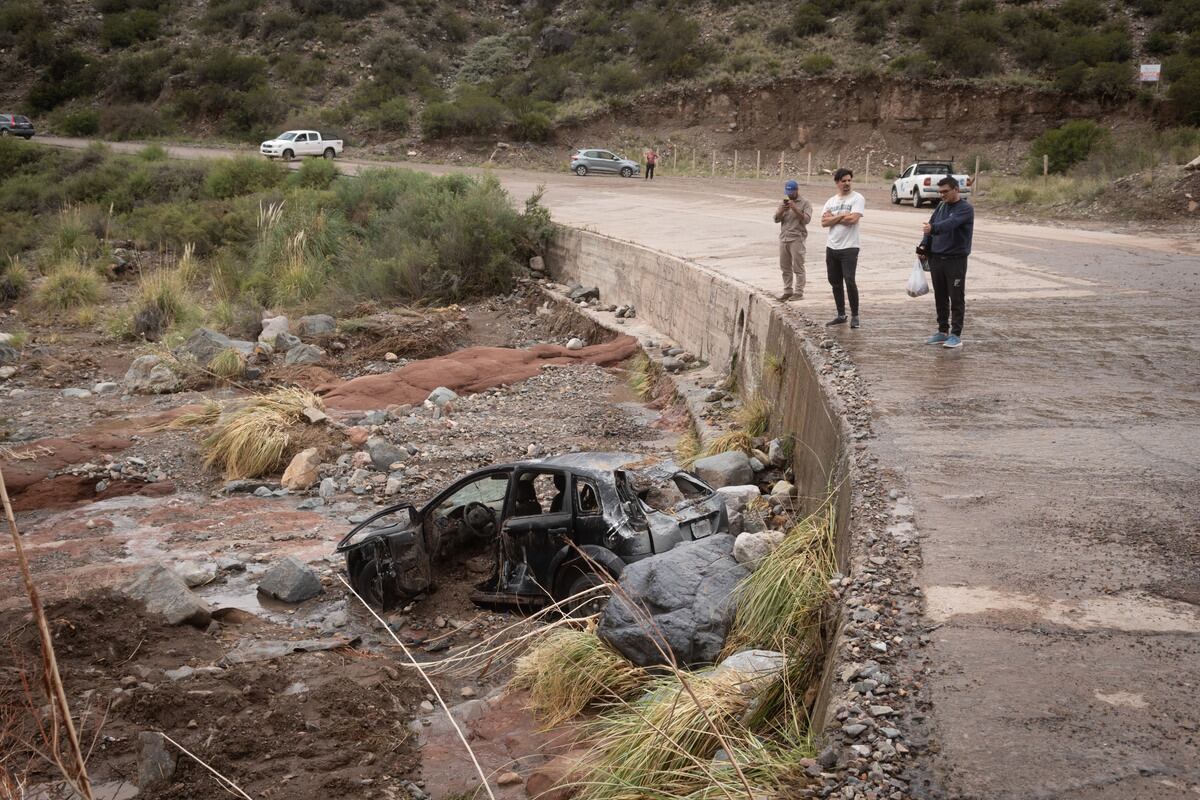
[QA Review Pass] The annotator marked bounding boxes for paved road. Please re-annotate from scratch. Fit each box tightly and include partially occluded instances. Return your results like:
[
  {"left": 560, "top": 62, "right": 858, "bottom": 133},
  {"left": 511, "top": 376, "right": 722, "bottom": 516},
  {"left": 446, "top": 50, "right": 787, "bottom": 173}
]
[{"left": 41, "top": 137, "right": 1200, "bottom": 798}]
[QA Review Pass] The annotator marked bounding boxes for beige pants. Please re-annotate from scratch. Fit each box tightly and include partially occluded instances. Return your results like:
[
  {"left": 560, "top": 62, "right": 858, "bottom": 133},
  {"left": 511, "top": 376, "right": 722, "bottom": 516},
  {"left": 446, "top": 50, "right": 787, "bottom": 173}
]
[{"left": 779, "top": 239, "right": 806, "bottom": 294}]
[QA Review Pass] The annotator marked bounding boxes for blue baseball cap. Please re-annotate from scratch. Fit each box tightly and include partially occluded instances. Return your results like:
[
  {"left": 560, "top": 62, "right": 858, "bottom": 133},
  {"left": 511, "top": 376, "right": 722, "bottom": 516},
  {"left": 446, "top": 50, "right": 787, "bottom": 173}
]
[{"left": 784, "top": 180, "right": 798, "bottom": 193}]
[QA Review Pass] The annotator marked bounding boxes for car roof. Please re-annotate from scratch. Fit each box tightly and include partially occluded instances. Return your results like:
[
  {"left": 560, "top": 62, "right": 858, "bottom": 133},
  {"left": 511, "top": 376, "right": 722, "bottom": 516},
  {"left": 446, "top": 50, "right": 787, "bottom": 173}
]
[{"left": 479, "top": 451, "right": 681, "bottom": 481}]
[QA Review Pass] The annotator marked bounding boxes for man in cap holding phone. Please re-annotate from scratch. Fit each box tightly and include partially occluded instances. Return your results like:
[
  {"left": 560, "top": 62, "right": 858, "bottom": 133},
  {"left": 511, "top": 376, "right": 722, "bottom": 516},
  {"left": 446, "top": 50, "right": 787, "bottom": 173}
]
[{"left": 773, "top": 179, "right": 812, "bottom": 301}]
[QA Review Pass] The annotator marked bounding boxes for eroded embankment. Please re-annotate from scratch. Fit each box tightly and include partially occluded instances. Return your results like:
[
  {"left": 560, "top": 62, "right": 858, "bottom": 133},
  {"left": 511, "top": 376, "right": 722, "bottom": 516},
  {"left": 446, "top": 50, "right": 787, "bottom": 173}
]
[{"left": 546, "top": 227, "right": 931, "bottom": 798}]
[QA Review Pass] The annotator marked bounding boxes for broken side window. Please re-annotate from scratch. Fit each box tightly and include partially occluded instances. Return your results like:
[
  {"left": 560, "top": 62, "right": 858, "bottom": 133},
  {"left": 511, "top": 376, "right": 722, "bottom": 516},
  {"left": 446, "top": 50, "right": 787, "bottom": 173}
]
[
  {"left": 575, "top": 478, "right": 601, "bottom": 515},
  {"left": 511, "top": 471, "right": 568, "bottom": 517}
]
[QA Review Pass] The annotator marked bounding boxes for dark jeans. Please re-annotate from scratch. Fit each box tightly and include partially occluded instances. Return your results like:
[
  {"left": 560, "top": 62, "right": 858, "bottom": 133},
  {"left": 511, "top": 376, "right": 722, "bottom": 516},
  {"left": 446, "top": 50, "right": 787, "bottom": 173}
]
[
  {"left": 825, "top": 247, "right": 859, "bottom": 316},
  {"left": 645, "top": 163, "right": 655, "bottom": 179},
  {"left": 929, "top": 254, "right": 968, "bottom": 336}
]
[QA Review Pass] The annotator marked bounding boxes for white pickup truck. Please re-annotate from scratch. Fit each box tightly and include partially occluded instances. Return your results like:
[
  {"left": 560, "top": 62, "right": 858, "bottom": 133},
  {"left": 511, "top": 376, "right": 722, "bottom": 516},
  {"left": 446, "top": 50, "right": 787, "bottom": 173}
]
[
  {"left": 890, "top": 161, "right": 973, "bottom": 207},
  {"left": 259, "top": 130, "right": 343, "bottom": 161}
]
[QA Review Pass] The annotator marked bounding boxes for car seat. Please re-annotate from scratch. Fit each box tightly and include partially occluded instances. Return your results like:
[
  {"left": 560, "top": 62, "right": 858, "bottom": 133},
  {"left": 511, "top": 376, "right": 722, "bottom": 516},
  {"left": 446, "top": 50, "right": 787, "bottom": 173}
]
[
  {"left": 549, "top": 474, "right": 567, "bottom": 514},
  {"left": 513, "top": 478, "right": 542, "bottom": 517}
]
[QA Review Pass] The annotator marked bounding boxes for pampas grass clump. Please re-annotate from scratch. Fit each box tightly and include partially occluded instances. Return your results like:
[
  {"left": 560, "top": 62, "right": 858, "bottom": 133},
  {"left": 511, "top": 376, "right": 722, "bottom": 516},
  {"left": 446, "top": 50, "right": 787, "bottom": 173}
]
[
  {"left": 702, "top": 430, "right": 754, "bottom": 457},
  {"left": 201, "top": 387, "right": 323, "bottom": 479},
  {"left": 511, "top": 626, "right": 648, "bottom": 726}
]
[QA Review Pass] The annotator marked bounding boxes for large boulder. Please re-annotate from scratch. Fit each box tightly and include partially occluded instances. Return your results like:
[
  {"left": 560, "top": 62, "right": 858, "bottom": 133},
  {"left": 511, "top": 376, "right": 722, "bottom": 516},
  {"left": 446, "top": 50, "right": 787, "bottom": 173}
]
[
  {"left": 284, "top": 344, "right": 325, "bottom": 366},
  {"left": 692, "top": 451, "right": 753, "bottom": 488},
  {"left": 123, "top": 565, "right": 211, "bottom": 627},
  {"left": 124, "top": 355, "right": 181, "bottom": 394},
  {"left": 281, "top": 447, "right": 322, "bottom": 490},
  {"left": 258, "top": 556, "right": 321, "bottom": 603},
  {"left": 259, "top": 315, "right": 290, "bottom": 345},
  {"left": 733, "top": 531, "right": 784, "bottom": 571},
  {"left": 711, "top": 649, "right": 787, "bottom": 694},
  {"left": 182, "top": 328, "right": 255, "bottom": 365},
  {"left": 597, "top": 534, "right": 750, "bottom": 668},
  {"left": 366, "top": 437, "right": 408, "bottom": 472},
  {"left": 296, "top": 314, "right": 336, "bottom": 337},
  {"left": 716, "top": 485, "right": 760, "bottom": 516}
]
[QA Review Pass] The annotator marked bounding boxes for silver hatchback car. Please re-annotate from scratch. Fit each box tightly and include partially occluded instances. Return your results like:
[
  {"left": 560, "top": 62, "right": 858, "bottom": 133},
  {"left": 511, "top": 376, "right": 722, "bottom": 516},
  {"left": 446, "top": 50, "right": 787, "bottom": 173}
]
[{"left": 570, "top": 149, "right": 640, "bottom": 178}]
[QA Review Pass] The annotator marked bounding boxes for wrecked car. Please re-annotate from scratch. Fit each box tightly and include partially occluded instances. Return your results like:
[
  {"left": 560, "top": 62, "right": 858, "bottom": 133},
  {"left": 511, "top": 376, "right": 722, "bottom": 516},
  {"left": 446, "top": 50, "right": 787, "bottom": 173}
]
[{"left": 336, "top": 452, "right": 729, "bottom": 611}]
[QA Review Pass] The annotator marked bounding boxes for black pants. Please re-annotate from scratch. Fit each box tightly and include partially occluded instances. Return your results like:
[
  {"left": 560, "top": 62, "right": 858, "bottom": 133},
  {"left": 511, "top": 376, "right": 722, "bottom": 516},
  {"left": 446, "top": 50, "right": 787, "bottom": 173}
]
[
  {"left": 825, "top": 247, "right": 859, "bottom": 316},
  {"left": 645, "top": 163, "right": 655, "bottom": 179},
  {"left": 929, "top": 254, "right": 968, "bottom": 336}
]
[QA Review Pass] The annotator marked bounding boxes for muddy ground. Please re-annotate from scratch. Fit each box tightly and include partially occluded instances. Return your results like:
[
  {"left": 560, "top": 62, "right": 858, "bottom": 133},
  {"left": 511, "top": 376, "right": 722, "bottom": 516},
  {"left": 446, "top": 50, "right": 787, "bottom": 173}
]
[{"left": 0, "top": 285, "right": 683, "bottom": 798}]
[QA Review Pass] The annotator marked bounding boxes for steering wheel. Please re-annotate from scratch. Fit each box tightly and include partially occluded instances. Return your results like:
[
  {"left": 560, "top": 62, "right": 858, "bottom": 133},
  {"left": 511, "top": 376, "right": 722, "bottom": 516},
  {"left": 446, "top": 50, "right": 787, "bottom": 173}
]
[{"left": 461, "top": 502, "right": 497, "bottom": 539}]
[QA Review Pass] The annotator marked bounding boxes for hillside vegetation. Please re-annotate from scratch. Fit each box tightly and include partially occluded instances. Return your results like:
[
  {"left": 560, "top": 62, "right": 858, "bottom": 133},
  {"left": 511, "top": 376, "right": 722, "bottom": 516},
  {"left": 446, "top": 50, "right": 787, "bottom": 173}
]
[{"left": 1, "top": 0, "right": 1198, "bottom": 145}]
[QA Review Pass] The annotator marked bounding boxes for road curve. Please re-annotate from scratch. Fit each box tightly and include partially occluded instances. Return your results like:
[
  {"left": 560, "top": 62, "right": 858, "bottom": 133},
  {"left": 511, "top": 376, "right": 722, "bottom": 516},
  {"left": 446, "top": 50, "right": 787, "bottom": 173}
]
[{"left": 39, "top": 136, "right": 1200, "bottom": 798}]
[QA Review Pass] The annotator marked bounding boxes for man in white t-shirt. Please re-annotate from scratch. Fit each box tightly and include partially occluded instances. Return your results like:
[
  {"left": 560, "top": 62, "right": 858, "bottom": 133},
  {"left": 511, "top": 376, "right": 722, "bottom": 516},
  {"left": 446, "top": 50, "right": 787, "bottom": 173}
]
[{"left": 820, "top": 168, "right": 866, "bottom": 328}]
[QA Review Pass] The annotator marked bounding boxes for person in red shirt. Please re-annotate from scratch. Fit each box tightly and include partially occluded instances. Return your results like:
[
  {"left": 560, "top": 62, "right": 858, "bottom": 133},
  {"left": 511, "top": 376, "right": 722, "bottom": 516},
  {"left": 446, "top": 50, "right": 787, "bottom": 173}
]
[{"left": 644, "top": 148, "right": 658, "bottom": 180}]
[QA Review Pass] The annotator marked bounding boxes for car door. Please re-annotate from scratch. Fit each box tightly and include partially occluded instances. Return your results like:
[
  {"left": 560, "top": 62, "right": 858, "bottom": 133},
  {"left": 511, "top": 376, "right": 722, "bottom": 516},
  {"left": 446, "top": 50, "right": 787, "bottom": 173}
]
[
  {"left": 597, "top": 151, "right": 621, "bottom": 174},
  {"left": 338, "top": 504, "right": 432, "bottom": 610},
  {"left": 422, "top": 469, "right": 512, "bottom": 561},
  {"left": 570, "top": 475, "right": 609, "bottom": 548},
  {"left": 294, "top": 132, "right": 312, "bottom": 155},
  {"left": 498, "top": 469, "right": 572, "bottom": 595},
  {"left": 583, "top": 150, "right": 603, "bottom": 172}
]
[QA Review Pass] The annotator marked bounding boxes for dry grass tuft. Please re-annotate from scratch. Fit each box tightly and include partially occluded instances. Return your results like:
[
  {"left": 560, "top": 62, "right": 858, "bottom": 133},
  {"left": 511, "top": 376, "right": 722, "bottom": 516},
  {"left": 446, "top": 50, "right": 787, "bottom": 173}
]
[
  {"left": 510, "top": 625, "right": 648, "bottom": 727},
  {"left": 723, "top": 510, "right": 838, "bottom": 655},
  {"left": 734, "top": 392, "right": 770, "bottom": 438},
  {"left": 702, "top": 430, "right": 754, "bottom": 457},
  {"left": 164, "top": 399, "right": 223, "bottom": 430},
  {"left": 35, "top": 263, "right": 104, "bottom": 311},
  {"left": 208, "top": 348, "right": 247, "bottom": 382},
  {"left": 675, "top": 426, "right": 701, "bottom": 468},
  {"left": 201, "top": 387, "right": 325, "bottom": 479},
  {"left": 627, "top": 353, "right": 657, "bottom": 401}
]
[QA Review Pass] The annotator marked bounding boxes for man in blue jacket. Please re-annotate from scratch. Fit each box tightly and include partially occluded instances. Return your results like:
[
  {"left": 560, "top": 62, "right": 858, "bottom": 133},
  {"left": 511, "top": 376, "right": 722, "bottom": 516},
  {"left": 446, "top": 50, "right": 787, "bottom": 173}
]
[{"left": 916, "top": 175, "right": 974, "bottom": 349}]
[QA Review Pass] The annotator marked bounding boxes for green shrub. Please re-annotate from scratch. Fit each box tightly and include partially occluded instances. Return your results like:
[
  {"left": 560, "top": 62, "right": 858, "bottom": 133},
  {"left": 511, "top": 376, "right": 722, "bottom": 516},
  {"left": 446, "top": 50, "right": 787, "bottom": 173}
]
[
  {"left": 0, "top": 211, "right": 40, "bottom": 262},
  {"left": 364, "top": 97, "right": 411, "bottom": 132},
  {"left": 595, "top": 62, "right": 641, "bottom": 95},
  {"left": 1029, "top": 120, "right": 1108, "bottom": 174},
  {"left": 437, "top": 10, "right": 469, "bottom": 42},
  {"left": 1059, "top": 0, "right": 1106, "bottom": 26},
  {"left": 56, "top": 109, "right": 101, "bottom": 136},
  {"left": 258, "top": 9, "right": 297, "bottom": 39},
  {"left": 288, "top": 158, "right": 338, "bottom": 190},
  {"left": 289, "top": 0, "right": 380, "bottom": 17},
  {"left": 0, "top": 256, "right": 31, "bottom": 300},
  {"left": 421, "top": 88, "right": 508, "bottom": 138},
  {"left": 123, "top": 201, "right": 241, "bottom": 254},
  {"left": 364, "top": 34, "right": 440, "bottom": 92},
  {"left": 511, "top": 110, "right": 552, "bottom": 142},
  {"left": 201, "top": 0, "right": 261, "bottom": 36},
  {"left": 854, "top": 2, "right": 888, "bottom": 44},
  {"left": 100, "top": 8, "right": 160, "bottom": 48},
  {"left": 197, "top": 49, "right": 267, "bottom": 91},
  {"left": 630, "top": 10, "right": 706, "bottom": 80},
  {"left": 138, "top": 143, "right": 168, "bottom": 161},
  {"left": 459, "top": 34, "right": 525, "bottom": 85},
  {"left": 110, "top": 49, "right": 171, "bottom": 102},
  {"left": 799, "top": 53, "right": 834, "bottom": 74},
  {"left": 1084, "top": 61, "right": 1135, "bottom": 100},
  {"left": 27, "top": 49, "right": 101, "bottom": 112},
  {"left": 203, "top": 157, "right": 285, "bottom": 199},
  {"left": 791, "top": 3, "right": 827, "bottom": 36},
  {"left": 1168, "top": 68, "right": 1200, "bottom": 125},
  {"left": 888, "top": 52, "right": 937, "bottom": 78},
  {"left": 100, "top": 104, "right": 174, "bottom": 140}
]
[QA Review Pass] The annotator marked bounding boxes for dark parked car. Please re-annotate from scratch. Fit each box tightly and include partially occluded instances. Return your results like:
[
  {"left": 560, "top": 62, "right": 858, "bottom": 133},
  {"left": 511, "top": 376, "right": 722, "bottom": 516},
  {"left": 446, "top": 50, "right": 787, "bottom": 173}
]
[
  {"left": 0, "top": 114, "right": 35, "bottom": 139},
  {"left": 569, "top": 149, "right": 640, "bottom": 178},
  {"left": 337, "top": 452, "right": 728, "bottom": 611}
]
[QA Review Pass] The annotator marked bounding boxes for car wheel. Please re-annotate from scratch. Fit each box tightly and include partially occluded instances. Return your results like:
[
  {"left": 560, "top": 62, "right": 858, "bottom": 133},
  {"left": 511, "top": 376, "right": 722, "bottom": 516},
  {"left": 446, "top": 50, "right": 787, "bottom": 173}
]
[
  {"left": 890, "top": 186, "right": 900, "bottom": 205},
  {"left": 556, "top": 563, "right": 611, "bottom": 618},
  {"left": 323, "top": 147, "right": 335, "bottom": 160},
  {"left": 620, "top": 166, "right": 633, "bottom": 178},
  {"left": 575, "top": 165, "right": 588, "bottom": 176},
  {"left": 282, "top": 149, "right": 294, "bottom": 161},
  {"left": 0, "top": 129, "right": 8, "bottom": 137},
  {"left": 912, "top": 188, "right": 923, "bottom": 208}
]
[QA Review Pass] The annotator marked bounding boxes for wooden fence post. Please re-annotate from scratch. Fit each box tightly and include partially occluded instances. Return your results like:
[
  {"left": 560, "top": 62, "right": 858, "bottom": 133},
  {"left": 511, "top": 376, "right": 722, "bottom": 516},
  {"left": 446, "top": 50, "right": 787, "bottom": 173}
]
[
  {"left": 865, "top": 153, "right": 871, "bottom": 184},
  {"left": 711, "top": 150, "right": 716, "bottom": 177},
  {"left": 779, "top": 151, "right": 785, "bottom": 178},
  {"left": 692, "top": 148, "right": 696, "bottom": 172},
  {"left": 974, "top": 155, "right": 981, "bottom": 194},
  {"left": 756, "top": 150, "right": 761, "bottom": 179},
  {"left": 733, "top": 150, "right": 738, "bottom": 178},
  {"left": 807, "top": 152, "right": 812, "bottom": 184}
]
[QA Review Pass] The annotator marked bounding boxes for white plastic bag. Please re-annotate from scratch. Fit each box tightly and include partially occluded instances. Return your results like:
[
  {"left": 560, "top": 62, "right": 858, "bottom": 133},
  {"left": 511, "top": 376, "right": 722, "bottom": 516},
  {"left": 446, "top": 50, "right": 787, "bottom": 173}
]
[{"left": 906, "top": 260, "right": 930, "bottom": 298}]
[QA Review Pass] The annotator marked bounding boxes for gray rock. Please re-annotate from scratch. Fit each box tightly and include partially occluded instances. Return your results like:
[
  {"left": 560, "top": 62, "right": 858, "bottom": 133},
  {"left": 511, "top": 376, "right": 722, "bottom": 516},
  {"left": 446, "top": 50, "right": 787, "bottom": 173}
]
[
  {"left": 182, "top": 327, "right": 254, "bottom": 365},
  {"left": 216, "top": 556, "right": 245, "bottom": 572},
  {"left": 92, "top": 381, "right": 121, "bottom": 395},
  {"left": 124, "top": 355, "right": 181, "bottom": 394},
  {"left": 692, "top": 451, "right": 753, "bottom": 488},
  {"left": 538, "top": 26, "right": 576, "bottom": 53},
  {"left": 880, "top": 727, "right": 902, "bottom": 739},
  {"left": 296, "top": 314, "right": 336, "bottom": 337},
  {"left": 712, "top": 649, "right": 786, "bottom": 692},
  {"left": 661, "top": 356, "right": 685, "bottom": 372},
  {"left": 319, "top": 477, "right": 336, "bottom": 499},
  {"left": 817, "top": 746, "right": 838, "bottom": 768},
  {"left": 297, "top": 497, "right": 325, "bottom": 510},
  {"left": 852, "top": 607, "right": 879, "bottom": 622},
  {"left": 568, "top": 285, "right": 599, "bottom": 303},
  {"left": 851, "top": 744, "right": 873, "bottom": 758},
  {"left": 358, "top": 409, "right": 386, "bottom": 426},
  {"left": 221, "top": 479, "right": 274, "bottom": 494},
  {"left": 426, "top": 386, "right": 458, "bottom": 407},
  {"left": 528, "top": 255, "right": 546, "bottom": 273},
  {"left": 732, "top": 531, "right": 784, "bottom": 569},
  {"left": 597, "top": 534, "right": 750, "bottom": 668},
  {"left": 565, "top": 337, "right": 584, "bottom": 350},
  {"left": 767, "top": 439, "right": 786, "bottom": 466},
  {"left": 253, "top": 486, "right": 273, "bottom": 498},
  {"left": 259, "top": 315, "right": 290, "bottom": 344},
  {"left": 137, "top": 731, "right": 177, "bottom": 790},
  {"left": 770, "top": 480, "right": 794, "bottom": 499},
  {"left": 715, "top": 485, "right": 760, "bottom": 515},
  {"left": 123, "top": 566, "right": 212, "bottom": 627},
  {"left": 257, "top": 556, "right": 320, "bottom": 603},
  {"left": 0, "top": 365, "right": 17, "bottom": 379},
  {"left": 0, "top": 345, "right": 18, "bottom": 365},
  {"left": 165, "top": 666, "right": 195, "bottom": 681},
  {"left": 273, "top": 331, "right": 301, "bottom": 352},
  {"left": 748, "top": 457, "right": 765, "bottom": 472},
  {"left": 61, "top": 388, "right": 92, "bottom": 399},
  {"left": 841, "top": 723, "right": 868, "bottom": 737},
  {"left": 174, "top": 560, "right": 217, "bottom": 588},
  {"left": 284, "top": 344, "right": 325, "bottom": 366},
  {"left": 367, "top": 437, "right": 408, "bottom": 471}
]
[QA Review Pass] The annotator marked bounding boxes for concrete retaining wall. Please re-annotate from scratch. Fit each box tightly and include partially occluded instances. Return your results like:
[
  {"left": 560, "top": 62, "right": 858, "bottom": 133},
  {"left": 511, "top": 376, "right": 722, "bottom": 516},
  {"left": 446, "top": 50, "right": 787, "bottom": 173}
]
[{"left": 547, "top": 227, "right": 852, "bottom": 527}]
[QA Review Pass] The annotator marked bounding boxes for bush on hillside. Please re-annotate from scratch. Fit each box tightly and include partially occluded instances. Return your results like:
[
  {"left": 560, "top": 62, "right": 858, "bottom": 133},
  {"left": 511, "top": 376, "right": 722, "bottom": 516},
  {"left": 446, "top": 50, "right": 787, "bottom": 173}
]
[
  {"left": 27, "top": 49, "right": 101, "bottom": 112},
  {"left": 56, "top": 110, "right": 101, "bottom": 136},
  {"left": 1029, "top": 120, "right": 1107, "bottom": 174},
  {"left": 197, "top": 49, "right": 268, "bottom": 91},
  {"left": 201, "top": 0, "right": 261, "bottom": 36},
  {"left": 799, "top": 53, "right": 834, "bottom": 74},
  {"left": 630, "top": 10, "right": 706, "bottom": 80},
  {"left": 99, "top": 8, "right": 161, "bottom": 48},
  {"left": 511, "top": 110, "right": 552, "bottom": 142},
  {"left": 203, "top": 157, "right": 285, "bottom": 199},
  {"left": 110, "top": 49, "right": 172, "bottom": 102},
  {"left": 100, "top": 104, "right": 175, "bottom": 140},
  {"left": 421, "top": 88, "right": 508, "bottom": 138},
  {"left": 288, "top": 158, "right": 338, "bottom": 190},
  {"left": 364, "top": 97, "right": 412, "bottom": 132},
  {"left": 1168, "top": 68, "right": 1200, "bottom": 125},
  {"left": 791, "top": 4, "right": 827, "bottom": 36}
]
